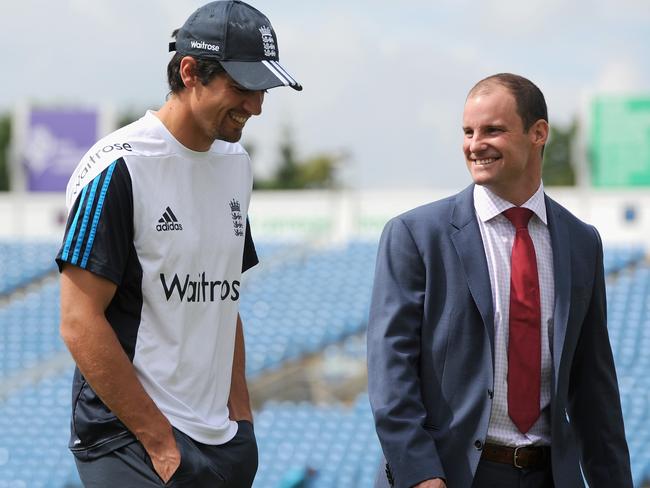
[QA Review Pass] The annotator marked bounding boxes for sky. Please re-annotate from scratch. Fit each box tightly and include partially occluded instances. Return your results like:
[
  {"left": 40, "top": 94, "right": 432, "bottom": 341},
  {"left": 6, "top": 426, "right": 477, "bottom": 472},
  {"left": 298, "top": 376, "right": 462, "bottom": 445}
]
[{"left": 4, "top": 0, "right": 650, "bottom": 190}]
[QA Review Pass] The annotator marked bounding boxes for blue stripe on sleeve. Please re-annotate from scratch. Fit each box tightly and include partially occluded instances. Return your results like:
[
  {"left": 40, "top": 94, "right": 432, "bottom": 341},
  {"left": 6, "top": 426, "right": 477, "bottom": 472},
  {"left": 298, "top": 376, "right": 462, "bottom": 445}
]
[
  {"left": 61, "top": 185, "right": 89, "bottom": 261},
  {"left": 71, "top": 173, "right": 102, "bottom": 265},
  {"left": 80, "top": 161, "right": 117, "bottom": 268}
]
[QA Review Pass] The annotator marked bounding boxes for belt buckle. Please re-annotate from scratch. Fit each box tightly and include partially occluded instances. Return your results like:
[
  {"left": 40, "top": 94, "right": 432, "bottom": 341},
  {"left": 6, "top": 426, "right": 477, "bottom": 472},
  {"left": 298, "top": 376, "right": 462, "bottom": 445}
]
[{"left": 513, "top": 446, "right": 524, "bottom": 469}]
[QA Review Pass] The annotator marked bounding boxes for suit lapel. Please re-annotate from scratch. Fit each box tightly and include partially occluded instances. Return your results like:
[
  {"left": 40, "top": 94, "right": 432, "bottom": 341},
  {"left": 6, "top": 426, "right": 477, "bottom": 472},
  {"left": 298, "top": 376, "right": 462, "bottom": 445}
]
[
  {"left": 450, "top": 185, "right": 495, "bottom": 359},
  {"left": 545, "top": 195, "right": 571, "bottom": 387},
  {"left": 448, "top": 189, "right": 571, "bottom": 390}
]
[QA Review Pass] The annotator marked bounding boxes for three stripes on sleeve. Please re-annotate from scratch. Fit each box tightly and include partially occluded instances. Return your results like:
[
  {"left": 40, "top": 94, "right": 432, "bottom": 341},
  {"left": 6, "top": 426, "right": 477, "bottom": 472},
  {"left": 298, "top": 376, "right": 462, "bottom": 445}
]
[{"left": 61, "top": 161, "right": 118, "bottom": 268}]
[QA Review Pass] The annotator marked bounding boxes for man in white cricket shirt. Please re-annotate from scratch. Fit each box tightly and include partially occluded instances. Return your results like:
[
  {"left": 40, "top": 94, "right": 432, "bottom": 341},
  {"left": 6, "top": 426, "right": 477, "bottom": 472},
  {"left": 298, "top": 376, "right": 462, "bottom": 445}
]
[{"left": 56, "top": 2, "right": 301, "bottom": 486}]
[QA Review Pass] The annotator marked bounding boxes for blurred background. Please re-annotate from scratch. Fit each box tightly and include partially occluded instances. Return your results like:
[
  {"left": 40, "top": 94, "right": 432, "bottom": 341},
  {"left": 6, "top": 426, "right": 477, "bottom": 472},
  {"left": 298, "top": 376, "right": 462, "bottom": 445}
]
[{"left": 1, "top": 0, "right": 650, "bottom": 486}]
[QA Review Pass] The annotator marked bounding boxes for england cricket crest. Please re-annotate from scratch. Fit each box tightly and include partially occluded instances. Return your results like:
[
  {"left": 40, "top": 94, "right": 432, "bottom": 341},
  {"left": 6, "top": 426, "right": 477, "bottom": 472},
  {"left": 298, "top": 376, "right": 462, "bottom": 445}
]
[
  {"left": 229, "top": 199, "right": 244, "bottom": 237},
  {"left": 258, "top": 25, "right": 276, "bottom": 57}
]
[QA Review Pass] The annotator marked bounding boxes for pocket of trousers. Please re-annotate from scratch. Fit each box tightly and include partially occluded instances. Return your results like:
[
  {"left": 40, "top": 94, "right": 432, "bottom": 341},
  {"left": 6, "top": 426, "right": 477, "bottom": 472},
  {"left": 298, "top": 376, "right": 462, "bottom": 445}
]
[
  {"left": 234, "top": 420, "right": 258, "bottom": 452},
  {"left": 127, "top": 439, "right": 184, "bottom": 485},
  {"left": 235, "top": 420, "right": 259, "bottom": 472},
  {"left": 170, "top": 428, "right": 227, "bottom": 487}
]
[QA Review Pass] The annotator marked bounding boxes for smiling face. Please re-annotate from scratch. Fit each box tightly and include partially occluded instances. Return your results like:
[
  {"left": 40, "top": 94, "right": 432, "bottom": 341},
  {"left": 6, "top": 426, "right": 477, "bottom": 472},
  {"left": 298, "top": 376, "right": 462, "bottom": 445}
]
[
  {"left": 155, "top": 57, "right": 266, "bottom": 152},
  {"left": 462, "top": 84, "right": 548, "bottom": 205},
  {"left": 190, "top": 72, "right": 265, "bottom": 145}
]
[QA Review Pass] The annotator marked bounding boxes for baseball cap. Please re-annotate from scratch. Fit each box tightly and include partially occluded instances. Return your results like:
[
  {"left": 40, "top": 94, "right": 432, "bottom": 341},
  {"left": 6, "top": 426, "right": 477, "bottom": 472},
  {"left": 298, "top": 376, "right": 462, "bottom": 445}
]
[{"left": 169, "top": 0, "right": 302, "bottom": 91}]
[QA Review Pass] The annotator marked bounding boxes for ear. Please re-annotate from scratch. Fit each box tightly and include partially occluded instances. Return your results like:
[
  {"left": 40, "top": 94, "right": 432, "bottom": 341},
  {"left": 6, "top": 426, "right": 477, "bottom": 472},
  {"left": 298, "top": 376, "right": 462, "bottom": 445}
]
[
  {"left": 529, "top": 119, "right": 549, "bottom": 148},
  {"left": 179, "top": 56, "right": 199, "bottom": 89}
]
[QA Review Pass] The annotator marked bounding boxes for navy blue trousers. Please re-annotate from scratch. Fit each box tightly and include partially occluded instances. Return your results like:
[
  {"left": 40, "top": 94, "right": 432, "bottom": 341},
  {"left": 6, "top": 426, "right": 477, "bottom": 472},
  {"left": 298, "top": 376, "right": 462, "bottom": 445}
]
[
  {"left": 75, "top": 421, "right": 258, "bottom": 487},
  {"left": 471, "top": 458, "right": 554, "bottom": 488}
]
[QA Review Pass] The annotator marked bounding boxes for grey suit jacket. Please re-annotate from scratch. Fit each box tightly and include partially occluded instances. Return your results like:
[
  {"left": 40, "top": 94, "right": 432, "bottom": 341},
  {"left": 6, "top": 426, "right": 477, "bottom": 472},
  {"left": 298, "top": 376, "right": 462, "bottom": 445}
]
[{"left": 367, "top": 185, "right": 632, "bottom": 488}]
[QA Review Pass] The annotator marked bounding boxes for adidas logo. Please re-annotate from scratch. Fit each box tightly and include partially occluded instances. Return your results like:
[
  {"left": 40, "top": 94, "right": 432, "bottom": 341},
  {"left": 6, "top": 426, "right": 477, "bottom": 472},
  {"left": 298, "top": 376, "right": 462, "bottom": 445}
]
[{"left": 156, "top": 206, "right": 183, "bottom": 232}]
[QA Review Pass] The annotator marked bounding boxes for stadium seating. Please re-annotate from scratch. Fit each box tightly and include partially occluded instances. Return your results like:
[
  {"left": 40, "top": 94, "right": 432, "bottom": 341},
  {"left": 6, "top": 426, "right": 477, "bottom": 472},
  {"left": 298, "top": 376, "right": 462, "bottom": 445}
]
[
  {"left": 0, "top": 241, "right": 59, "bottom": 296},
  {"left": 0, "top": 281, "right": 63, "bottom": 376},
  {"left": 240, "top": 241, "right": 377, "bottom": 377},
  {"left": 604, "top": 245, "right": 646, "bottom": 275},
  {"left": 0, "top": 242, "right": 648, "bottom": 487},
  {"left": 254, "top": 395, "right": 382, "bottom": 488},
  {"left": 0, "top": 372, "right": 77, "bottom": 488},
  {"left": 0, "top": 242, "right": 642, "bottom": 381},
  {"left": 607, "top": 264, "right": 650, "bottom": 485}
]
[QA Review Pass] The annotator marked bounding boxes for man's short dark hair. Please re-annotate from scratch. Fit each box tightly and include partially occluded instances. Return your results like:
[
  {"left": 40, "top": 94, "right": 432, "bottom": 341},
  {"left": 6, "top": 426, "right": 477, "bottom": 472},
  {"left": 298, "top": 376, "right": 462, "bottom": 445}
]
[
  {"left": 468, "top": 73, "right": 548, "bottom": 132},
  {"left": 167, "top": 29, "right": 226, "bottom": 94}
]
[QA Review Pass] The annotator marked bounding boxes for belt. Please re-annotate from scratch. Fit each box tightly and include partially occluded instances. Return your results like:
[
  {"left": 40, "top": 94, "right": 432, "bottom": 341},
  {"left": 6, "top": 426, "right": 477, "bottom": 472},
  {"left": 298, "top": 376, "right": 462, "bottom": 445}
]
[{"left": 481, "top": 443, "right": 551, "bottom": 469}]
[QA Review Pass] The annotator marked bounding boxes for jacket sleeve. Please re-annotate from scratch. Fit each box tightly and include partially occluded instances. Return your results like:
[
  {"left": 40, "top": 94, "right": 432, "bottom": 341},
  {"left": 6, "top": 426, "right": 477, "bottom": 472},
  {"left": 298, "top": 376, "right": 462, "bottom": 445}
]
[
  {"left": 367, "top": 217, "right": 445, "bottom": 488},
  {"left": 568, "top": 227, "right": 633, "bottom": 487}
]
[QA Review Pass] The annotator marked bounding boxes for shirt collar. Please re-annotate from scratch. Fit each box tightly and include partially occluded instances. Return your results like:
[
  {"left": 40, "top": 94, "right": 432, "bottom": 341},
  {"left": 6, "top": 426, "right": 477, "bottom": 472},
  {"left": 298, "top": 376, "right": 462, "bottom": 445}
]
[{"left": 473, "top": 183, "right": 547, "bottom": 225}]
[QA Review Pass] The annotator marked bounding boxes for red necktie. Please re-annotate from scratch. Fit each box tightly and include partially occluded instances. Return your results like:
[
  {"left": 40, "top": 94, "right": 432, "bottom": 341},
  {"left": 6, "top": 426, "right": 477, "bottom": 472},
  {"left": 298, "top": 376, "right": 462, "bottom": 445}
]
[{"left": 503, "top": 207, "right": 541, "bottom": 434}]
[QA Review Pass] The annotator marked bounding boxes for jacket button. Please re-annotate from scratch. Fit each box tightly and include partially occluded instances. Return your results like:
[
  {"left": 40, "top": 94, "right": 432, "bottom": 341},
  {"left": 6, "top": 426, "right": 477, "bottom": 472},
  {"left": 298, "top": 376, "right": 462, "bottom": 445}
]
[
  {"left": 488, "top": 389, "right": 494, "bottom": 399},
  {"left": 474, "top": 440, "right": 483, "bottom": 450}
]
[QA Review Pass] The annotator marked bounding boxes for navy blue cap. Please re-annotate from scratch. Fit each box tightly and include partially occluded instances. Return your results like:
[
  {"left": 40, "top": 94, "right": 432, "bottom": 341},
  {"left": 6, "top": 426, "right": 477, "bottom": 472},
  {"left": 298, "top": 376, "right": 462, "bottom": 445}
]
[{"left": 169, "top": 1, "right": 302, "bottom": 91}]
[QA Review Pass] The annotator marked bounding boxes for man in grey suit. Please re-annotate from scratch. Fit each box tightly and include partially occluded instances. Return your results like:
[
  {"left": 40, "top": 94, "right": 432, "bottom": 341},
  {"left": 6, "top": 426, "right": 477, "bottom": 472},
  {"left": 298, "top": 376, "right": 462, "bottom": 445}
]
[{"left": 367, "top": 73, "right": 632, "bottom": 488}]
